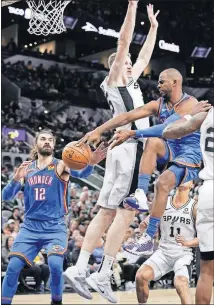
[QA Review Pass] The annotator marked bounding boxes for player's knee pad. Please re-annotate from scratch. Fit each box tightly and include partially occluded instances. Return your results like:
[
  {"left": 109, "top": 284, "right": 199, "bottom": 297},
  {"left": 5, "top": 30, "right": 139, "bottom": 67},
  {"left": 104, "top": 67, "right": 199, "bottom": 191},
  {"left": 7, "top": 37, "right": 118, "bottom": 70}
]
[
  {"left": 168, "top": 164, "right": 186, "bottom": 186},
  {"left": 48, "top": 255, "right": 63, "bottom": 285},
  {"left": 6, "top": 257, "right": 25, "bottom": 287}
]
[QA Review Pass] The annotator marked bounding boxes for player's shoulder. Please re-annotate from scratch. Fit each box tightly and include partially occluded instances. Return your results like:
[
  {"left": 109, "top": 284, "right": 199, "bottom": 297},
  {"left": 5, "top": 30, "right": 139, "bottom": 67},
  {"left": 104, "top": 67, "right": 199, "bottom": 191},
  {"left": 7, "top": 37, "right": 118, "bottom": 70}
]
[
  {"left": 182, "top": 94, "right": 198, "bottom": 105},
  {"left": 187, "top": 95, "right": 198, "bottom": 104},
  {"left": 176, "top": 94, "right": 198, "bottom": 113}
]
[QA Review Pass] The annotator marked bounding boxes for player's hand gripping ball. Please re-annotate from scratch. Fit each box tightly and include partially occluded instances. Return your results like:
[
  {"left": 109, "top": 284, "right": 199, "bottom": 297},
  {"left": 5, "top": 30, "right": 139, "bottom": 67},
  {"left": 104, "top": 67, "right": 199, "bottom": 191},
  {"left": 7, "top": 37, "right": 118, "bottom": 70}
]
[{"left": 62, "top": 141, "right": 91, "bottom": 170}]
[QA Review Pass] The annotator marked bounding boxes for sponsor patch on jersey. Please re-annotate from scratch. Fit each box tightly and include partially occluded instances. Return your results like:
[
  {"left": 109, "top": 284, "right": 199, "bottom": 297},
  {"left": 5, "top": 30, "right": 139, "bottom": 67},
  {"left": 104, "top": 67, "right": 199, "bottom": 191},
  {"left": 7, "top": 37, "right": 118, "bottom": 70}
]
[
  {"left": 52, "top": 245, "right": 64, "bottom": 252},
  {"left": 183, "top": 208, "right": 189, "bottom": 214},
  {"left": 48, "top": 165, "right": 55, "bottom": 170}
]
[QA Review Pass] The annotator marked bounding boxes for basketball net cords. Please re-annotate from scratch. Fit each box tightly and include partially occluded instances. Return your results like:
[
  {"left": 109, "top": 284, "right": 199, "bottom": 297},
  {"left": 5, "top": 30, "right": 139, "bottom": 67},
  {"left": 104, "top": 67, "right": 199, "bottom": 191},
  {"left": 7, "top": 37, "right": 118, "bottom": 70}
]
[{"left": 27, "top": 0, "right": 70, "bottom": 36}]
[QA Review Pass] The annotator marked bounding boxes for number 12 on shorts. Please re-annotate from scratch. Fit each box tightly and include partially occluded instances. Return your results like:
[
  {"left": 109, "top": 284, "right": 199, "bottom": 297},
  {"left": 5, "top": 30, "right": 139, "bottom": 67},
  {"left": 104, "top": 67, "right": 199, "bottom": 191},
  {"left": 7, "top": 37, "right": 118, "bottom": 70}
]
[{"left": 34, "top": 188, "right": 46, "bottom": 200}]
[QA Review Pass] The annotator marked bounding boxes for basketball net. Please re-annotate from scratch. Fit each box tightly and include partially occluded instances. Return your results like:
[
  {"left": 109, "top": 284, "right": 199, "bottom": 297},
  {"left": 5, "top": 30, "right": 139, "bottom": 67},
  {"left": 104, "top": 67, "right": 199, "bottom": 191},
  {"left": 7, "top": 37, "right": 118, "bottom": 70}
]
[{"left": 26, "top": 0, "right": 71, "bottom": 36}]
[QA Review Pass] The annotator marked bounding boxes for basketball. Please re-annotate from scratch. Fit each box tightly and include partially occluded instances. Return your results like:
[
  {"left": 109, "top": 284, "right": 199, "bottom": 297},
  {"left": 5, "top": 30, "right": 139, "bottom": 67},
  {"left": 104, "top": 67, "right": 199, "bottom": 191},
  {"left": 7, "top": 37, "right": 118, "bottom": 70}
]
[{"left": 62, "top": 141, "right": 92, "bottom": 170}]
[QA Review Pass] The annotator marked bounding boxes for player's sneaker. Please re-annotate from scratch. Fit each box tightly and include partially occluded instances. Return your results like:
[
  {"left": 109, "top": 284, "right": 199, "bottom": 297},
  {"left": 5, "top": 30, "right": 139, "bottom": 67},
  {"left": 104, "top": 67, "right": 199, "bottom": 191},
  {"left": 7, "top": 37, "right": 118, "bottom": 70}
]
[
  {"left": 123, "top": 189, "right": 149, "bottom": 212},
  {"left": 125, "top": 233, "right": 154, "bottom": 256},
  {"left": 123, "top": 240, "right": 138, "bottom": 252},
  {"left": 86, "top": 271, "right": 118, "bottom": 304},
  {"left": 63, "top": 266, "right": 92, "bottom": 300}
]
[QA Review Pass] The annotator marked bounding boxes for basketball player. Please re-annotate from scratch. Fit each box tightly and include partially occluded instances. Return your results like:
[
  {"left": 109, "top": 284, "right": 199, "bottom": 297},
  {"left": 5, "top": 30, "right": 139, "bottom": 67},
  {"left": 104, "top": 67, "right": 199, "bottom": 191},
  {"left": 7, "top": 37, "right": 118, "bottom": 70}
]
[
  {"left": 1, "top": 129, "right": 107, "bottom": 305},
  {"left": 79, "top": 69, "right": 211, "bottom": 256},
  {"left": 135, "top": 181, "right": 198, "bottom": 305},
  {"left": 64, "top": 1, "right": 159, "bottom": 303},
  {"left": 163, "top": 106, "right": 214, "bottom": 305}
]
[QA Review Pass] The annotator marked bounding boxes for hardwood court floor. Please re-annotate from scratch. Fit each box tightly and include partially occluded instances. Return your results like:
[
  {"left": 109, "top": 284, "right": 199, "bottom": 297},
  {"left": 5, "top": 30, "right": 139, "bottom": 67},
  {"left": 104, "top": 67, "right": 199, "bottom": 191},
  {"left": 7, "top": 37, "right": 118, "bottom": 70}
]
[{"left": 13, "top": 288, "right": 213, "bottom": 304}]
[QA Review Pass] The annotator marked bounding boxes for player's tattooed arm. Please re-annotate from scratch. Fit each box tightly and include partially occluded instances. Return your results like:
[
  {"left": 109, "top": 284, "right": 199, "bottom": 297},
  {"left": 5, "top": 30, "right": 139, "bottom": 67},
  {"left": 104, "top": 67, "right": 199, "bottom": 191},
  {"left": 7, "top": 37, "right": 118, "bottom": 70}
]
[{"left": 163, "top": 112, "right": 209, "bottom": 139}]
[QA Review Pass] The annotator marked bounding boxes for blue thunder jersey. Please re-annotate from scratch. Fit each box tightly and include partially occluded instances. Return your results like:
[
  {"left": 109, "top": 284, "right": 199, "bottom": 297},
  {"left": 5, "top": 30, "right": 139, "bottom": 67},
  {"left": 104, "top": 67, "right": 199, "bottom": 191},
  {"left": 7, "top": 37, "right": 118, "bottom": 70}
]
[
  {"left": 158, "top": 93, "right": 202, "bottom": 167},
  {"left": 24, "top": 158, "right": 68, "bottom": 221}
]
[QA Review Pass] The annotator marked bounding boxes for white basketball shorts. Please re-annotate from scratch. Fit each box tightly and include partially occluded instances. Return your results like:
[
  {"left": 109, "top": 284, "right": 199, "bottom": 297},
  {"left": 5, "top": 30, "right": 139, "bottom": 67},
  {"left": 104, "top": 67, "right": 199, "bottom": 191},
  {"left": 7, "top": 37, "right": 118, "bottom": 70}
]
[
  {"left": 97, "top": 139, "right": 143, "bottom": 209},
  {"left": 143, "top": 248, "right": 193, "bottom": 281},
  {"left": 196, "top": 180, "right": 214, "bottom": 253}
]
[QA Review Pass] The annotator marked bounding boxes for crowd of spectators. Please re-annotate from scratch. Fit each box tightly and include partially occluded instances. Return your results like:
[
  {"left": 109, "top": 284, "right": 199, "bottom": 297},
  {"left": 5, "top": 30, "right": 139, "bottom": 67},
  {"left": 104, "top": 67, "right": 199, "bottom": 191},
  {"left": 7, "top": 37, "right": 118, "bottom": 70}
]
[
  {"left": 2, "top": 59, "right": 99, "bottom": 97},
  {"left": 1, "top": 98, "right": 111, "bottom": 161}
]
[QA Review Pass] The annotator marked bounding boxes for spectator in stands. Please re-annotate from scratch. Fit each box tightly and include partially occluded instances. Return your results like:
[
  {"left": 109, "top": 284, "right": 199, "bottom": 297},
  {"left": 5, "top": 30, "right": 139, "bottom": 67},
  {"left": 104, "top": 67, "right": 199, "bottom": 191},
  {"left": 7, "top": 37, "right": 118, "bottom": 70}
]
[
  {"left": 13, "top": 191, "right": 25, "bottom": 213},
  {"left": 33, "top": 251, "right": 50, "bottom": 292},
  {"left": 6, "top": 219, "right": 15, "bottom": 232},
  {"left": 1, "top": 166, "right": 9, "bottom": 189},
  {"left": 11, "top": 224, "right": 20, "bottom": 239},
  {"left": 2, "top": 224, "right": 12, "bottom": 243},
  {"left": 6, "top": 38, "right": 17, "bottom": 54},
  {"left": 26, "top": 60, "right": 33, "bottom": 70},
  {"left": 2, "top": 236, "right": 14, "bottom": 267},
  {"left": 8, "top": 207, "right": 23, "bottom": 224},
  {"left": 70, "top": 235, "right": 84, "bottom": 265}
]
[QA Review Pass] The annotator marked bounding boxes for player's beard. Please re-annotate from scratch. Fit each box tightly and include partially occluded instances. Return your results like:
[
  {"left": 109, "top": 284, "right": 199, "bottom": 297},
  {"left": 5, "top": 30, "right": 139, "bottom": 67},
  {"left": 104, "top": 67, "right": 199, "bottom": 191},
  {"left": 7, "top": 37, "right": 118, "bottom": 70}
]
[{"left": 37, "top": 147, "right": 53, "bottom": 156}]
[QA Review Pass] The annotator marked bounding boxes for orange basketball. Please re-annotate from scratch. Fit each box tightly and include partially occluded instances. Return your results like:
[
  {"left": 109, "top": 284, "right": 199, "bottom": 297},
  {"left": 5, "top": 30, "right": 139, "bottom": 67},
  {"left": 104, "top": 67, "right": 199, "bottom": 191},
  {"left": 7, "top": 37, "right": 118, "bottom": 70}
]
[{"left": 62, "top": 141, "right": 91, "bottom": 170}]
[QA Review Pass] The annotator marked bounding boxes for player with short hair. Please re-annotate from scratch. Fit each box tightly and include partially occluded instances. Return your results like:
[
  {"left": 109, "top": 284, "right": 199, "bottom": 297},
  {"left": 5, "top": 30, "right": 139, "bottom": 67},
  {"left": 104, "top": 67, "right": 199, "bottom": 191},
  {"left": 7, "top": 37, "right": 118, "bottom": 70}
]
[
  {"left": 1, "top": 129, "right": 107, "bottom": 305},
  {"left": 135, "top": 181, "right": 198, "bottom": 305},
  {"left": 163, "top": 106, "right": 214, "bottom": 305},
  {"left": 79, "top": 68, "right": 211, "bottom": 256},
  {"left": 64, "top": 1, "right": 159, "bottom": 303}
]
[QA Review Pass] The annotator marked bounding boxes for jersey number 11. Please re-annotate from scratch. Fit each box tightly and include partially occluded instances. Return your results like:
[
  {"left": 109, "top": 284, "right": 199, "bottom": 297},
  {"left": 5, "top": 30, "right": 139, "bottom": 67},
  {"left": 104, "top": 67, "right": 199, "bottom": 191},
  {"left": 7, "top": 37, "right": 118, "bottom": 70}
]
[{"left": 170, "top": 226, "right": 181, "bottom": 237}]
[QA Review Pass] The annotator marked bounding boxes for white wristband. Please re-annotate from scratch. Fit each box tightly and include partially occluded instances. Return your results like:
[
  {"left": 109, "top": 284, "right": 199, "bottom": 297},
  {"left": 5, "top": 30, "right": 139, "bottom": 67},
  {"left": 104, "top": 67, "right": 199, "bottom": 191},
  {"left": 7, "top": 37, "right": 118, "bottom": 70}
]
[{"left": 183, "top": 115, "right": 192, "bottom": 121}]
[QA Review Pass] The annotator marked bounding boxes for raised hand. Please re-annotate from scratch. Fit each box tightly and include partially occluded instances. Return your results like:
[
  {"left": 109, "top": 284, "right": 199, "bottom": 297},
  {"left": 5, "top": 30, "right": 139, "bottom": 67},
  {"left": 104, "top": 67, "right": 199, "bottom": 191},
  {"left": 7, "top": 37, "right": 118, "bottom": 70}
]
[
  {"left": 13, "top": 161, "right": 33, "bottom": 181},
  {"left": 77, "top": 129, "right": 102, "bottom": 148},
  {"left": 108, "top": 130, "right": 135, "bottom": 149},
  {"left": 90, "top": 142, "right": 109, "bottom": 165},
  {"left": 191, "top": 100, "right": 212, "bottom": 116},
  {"left": 147, "top": 3, "right": 160, "bottom": 29}
]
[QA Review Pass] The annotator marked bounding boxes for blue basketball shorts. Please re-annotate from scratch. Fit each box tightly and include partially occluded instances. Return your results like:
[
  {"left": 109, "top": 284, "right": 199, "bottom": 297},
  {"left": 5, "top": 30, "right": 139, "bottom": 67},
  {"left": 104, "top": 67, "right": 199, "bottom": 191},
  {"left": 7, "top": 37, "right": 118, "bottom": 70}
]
[
  {"left": 157, "top": 140, "right": 200, "bottom": 186},
  {"left": 9, "top": 219, "right": 67, "bottom": 266}
]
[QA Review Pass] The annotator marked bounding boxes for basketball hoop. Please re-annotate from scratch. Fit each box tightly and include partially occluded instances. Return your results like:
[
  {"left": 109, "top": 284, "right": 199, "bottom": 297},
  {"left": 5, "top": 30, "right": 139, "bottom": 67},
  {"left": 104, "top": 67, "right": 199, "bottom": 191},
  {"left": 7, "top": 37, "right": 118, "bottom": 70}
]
[{"left": 26, "top": 0, "right": 71, "bottom": 36}]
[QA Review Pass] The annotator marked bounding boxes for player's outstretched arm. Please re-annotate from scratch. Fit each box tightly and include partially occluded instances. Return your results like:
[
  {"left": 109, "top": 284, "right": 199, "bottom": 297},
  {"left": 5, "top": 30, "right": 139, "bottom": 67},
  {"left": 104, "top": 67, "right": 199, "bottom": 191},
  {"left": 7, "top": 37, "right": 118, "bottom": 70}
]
[
  {"left": 109, "top": 101, "right": 211, "bottom": 148},
  {"left": 132, "top": 4, "right": 159, "bottom": 80},
  {"left": 78, "top": 100, "right": 159, "bottom": 147},
  {"left": 109, "top": 110, "right": 182, "bottom": 148},
  {"left": 163, "top": 101, "right": 212, "bottom": 139},
  {"left": 108, "top": 0, "right": 138, "bottom": 87},
  {"left": 2, "top": 180, "right": 22, "bottom": 201}
]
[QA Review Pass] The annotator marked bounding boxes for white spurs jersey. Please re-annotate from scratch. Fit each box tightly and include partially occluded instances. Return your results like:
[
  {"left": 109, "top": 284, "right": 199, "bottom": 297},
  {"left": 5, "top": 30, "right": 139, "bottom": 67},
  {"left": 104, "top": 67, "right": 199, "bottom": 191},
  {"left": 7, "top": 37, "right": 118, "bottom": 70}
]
[
  {"left": 159, "top": 196, "right": 197, "bottom": 257},
  {"left": 100, "top": 76, "right": 150, "bottom": 131},
  {"left": 199, "top": 108, "right": 214, "bottom": 181}
]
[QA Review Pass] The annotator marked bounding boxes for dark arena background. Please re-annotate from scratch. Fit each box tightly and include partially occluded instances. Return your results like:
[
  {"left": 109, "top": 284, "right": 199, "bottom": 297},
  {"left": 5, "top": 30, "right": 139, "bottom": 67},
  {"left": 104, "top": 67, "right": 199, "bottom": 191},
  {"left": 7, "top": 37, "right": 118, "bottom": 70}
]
[{"left": 1, "top": 0, "right": 214, "bottom": 304}]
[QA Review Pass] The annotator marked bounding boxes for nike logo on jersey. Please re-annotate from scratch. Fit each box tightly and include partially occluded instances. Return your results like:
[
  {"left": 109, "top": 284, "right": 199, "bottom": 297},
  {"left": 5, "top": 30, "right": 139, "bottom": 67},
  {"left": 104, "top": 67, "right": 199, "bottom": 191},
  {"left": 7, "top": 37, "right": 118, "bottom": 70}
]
[{"left": 165, "top": 208, "right": 171, "bottom": 210}]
